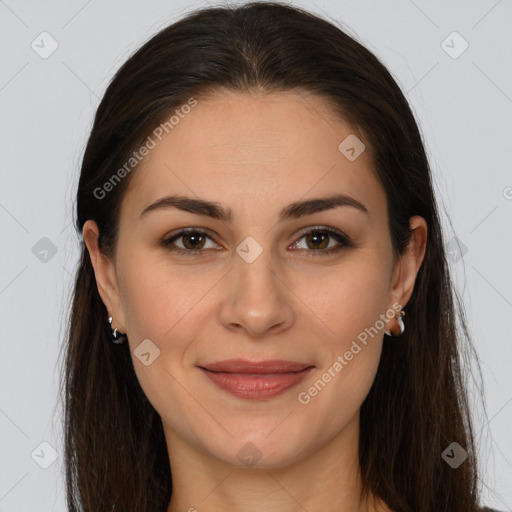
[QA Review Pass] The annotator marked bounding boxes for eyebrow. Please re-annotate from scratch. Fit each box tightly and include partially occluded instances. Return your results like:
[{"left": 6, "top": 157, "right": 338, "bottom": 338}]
[{"left": 139, "top": 193, "right": 369, "bottom": 222}]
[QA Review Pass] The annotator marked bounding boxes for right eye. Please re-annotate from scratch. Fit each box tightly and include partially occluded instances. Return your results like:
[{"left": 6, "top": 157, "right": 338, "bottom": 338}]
[{"left": 161, "top": 228, "right": 219, "bottom": 256}]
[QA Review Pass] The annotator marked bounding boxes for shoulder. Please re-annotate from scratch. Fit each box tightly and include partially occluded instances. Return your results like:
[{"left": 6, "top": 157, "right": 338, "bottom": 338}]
[{"left": 481, "top": 507, "right": 504, "bottom": 512}]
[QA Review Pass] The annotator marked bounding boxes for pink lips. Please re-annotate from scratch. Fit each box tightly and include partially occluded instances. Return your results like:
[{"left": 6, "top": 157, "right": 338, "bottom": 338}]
[{"left": 198, "top": 359, "right": 314, "bottom": 400}]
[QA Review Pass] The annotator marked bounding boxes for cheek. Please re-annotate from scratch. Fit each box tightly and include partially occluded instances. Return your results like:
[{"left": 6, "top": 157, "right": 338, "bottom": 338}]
[
  {"left": 116, "top": 249, "right": 222, "bottom": 392},
  {"left": 298, "top": 255, "right": 390, "bottom": 401},
  {"left": 116, "top": 257, "right": 207, "bottom": 422},
  {"left": 296, "top": 285, "right": 387, "bottom": 431},
  {"left": 118, "top": 266, "right": 171, "bottom": 340},
  {"left": 118, "top": 242, "right": 392, "bottom": 362},
  {"left": 116, "top": 244, "right": 201, "bottom": 338},
  {"left": 302, "top": 255, "right": 391, "bottom": 342}
]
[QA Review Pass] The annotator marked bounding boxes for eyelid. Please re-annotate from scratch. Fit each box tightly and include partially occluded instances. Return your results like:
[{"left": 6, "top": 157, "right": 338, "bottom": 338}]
[{"left": 294, "top": 224, "right": 349, "bottom": 241}]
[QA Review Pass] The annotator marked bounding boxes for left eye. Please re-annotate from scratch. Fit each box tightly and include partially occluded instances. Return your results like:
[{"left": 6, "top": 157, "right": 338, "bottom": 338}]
[
  {"left": 161, "top": 227, "right": 351, "bottom": 256},
  {"left": 292, "top": 227, "right": 351, "bottom": 253}
]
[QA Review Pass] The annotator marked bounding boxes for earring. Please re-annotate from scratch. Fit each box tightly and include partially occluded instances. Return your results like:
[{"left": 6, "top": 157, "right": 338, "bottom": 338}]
[
  {"left": 384, "top": 309, "right": 405, "bottom": 337},
  {"left": 108, "top": 316, "right": 127, "bottom": 344}
]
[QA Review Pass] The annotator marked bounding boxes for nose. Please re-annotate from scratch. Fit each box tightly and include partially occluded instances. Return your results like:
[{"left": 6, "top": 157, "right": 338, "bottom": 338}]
[{"left": 218, "top": 241, "right": 295, "bottom": 339}]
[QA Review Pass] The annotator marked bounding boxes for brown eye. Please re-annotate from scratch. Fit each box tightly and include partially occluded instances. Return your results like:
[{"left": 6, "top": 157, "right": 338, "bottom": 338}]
[
  {"left": 180, "top": 232, "right": 207, "bottom": 250},
  {"left": 304, "top": 231, "right": 330, "bottom": 250},
  {"left": 292, "top": 227, "right": 352, "bottom": 254},
  {"left": 161, "top": 226, "right": 352, "bottom": 257},
  {"left": 162, "top": 228, "right": 217, "bottom": 256}
]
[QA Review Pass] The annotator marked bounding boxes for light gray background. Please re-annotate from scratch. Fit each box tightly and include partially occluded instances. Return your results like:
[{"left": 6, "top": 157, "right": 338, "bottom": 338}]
[{"left": 1, "top": 0, "right": 511, "bottom": 510}]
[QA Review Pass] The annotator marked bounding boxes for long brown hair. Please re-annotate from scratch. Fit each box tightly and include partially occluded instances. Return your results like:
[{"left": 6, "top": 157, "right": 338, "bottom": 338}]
[{"left": 61, "top": 2, "right": 484, "bottom": 510}]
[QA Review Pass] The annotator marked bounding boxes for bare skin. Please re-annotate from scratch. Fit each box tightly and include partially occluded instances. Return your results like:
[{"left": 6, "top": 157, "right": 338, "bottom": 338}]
[{"left": 84, "top": 89, "right": 427, "bottom": 512}]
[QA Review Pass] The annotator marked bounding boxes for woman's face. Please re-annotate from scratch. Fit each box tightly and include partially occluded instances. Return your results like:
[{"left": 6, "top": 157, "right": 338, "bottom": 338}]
[{"left": 85, "top": 90, "right": 426, "bottom": 470}]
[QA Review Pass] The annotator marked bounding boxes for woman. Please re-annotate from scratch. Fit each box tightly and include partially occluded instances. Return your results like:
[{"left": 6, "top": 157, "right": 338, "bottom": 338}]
[{"left": 61, "top": 2, "right": 500, "bottom": 511}]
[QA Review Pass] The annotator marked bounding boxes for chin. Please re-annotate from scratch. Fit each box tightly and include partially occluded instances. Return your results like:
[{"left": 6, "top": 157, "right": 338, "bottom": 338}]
[{"left": 207, "top": 426, "right": 315, "bottom": 470}]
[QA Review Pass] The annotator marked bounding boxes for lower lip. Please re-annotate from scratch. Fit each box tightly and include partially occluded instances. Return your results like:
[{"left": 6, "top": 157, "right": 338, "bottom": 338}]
[{"left": 199, "top": 367, "right": 314, "bottom": 400}]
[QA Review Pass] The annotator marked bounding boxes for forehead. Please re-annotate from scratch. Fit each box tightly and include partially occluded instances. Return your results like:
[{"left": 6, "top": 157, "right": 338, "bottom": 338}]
[{"left": 121, "top": 90, "right": 386, "bottom": 224}]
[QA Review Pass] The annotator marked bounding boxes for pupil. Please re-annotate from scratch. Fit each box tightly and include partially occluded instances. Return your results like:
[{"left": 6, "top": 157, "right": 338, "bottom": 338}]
[
  {"left": 185, "top": 233, "right": 204, "bottom": 249},
  {"left": 309, "top": 232, "right": 328, "bottom": 250}
]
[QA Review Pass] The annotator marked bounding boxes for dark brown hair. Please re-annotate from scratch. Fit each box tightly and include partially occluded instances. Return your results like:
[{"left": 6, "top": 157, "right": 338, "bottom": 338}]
[{"left": 61, "top": 2, "right": 484, "bottom": 510}]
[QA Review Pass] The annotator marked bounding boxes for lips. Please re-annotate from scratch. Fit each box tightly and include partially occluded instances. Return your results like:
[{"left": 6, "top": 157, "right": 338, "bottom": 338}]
[
  {"left": 200, "top": 359, "right": 312, "bottom": 374},
  {"left": 198, "top": 359, "right": 314, "bottom": 400}
]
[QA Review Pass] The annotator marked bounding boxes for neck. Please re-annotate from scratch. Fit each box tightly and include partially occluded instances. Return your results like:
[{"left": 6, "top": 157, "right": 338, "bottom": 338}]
[{"left": 165, "top": 412, "right": 389, "bottom": 512}]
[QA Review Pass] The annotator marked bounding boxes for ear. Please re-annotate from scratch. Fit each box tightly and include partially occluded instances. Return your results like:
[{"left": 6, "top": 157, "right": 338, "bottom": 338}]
[
  {"left": 82, "top": 219, "right": 126, "bottom": 333},
  {"left": 388, "top": 215, "right": 428, "bottom": 312}
]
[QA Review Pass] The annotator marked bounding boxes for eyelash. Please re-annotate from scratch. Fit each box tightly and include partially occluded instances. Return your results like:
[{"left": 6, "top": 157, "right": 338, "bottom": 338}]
[{"left": 161, "top": 226, "right": 353, "bottom": 257}]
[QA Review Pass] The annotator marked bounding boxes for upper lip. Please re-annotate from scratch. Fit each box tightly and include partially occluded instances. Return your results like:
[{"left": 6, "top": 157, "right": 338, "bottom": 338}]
[{"left": 198, "top": 359, "right": 314, "bottom": 374}]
